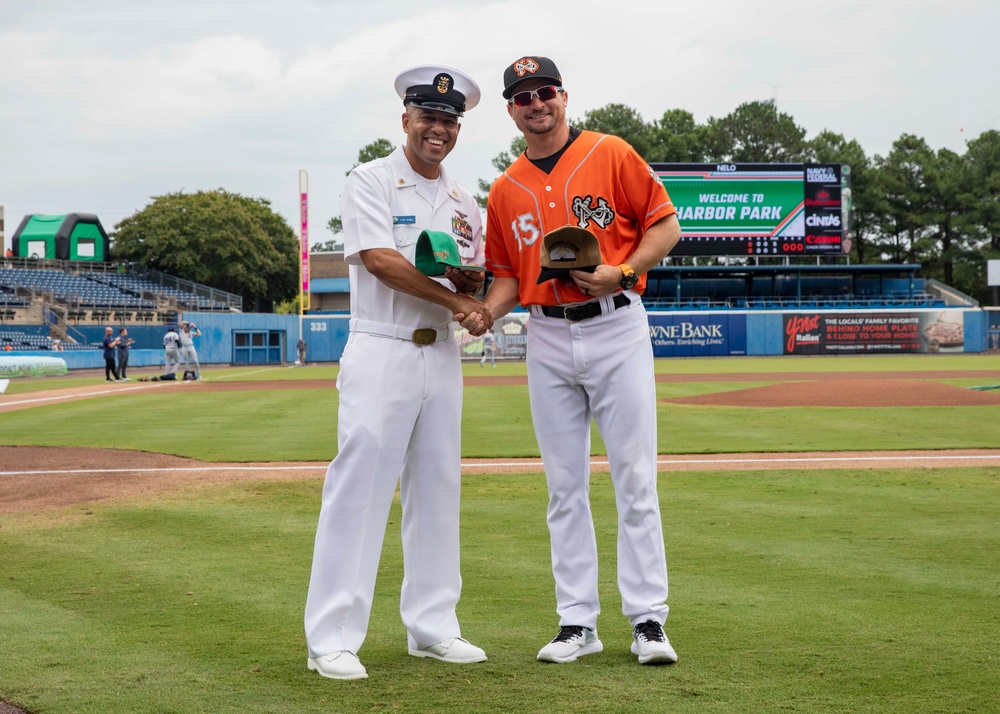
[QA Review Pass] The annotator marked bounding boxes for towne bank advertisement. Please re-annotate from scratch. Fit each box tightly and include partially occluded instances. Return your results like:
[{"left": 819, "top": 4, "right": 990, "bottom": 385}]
[{"left": 648, "top": 313, "right": 747, "bottom": 357}]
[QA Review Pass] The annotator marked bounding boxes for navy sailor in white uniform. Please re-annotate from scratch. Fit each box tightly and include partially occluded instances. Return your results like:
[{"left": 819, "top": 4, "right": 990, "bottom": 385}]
[{"left": 304, "top": 64, "right": 493, "bottom": 681}]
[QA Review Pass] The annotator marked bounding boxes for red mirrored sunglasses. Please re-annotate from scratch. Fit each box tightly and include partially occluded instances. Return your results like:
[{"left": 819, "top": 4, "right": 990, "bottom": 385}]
[{"left": 508, "top": 85, "right": 564, "bottom": 108}]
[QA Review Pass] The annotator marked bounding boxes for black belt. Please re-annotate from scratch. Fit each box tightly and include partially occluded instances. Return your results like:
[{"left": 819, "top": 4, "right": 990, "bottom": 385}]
[{"left": 539, "top": 293, "right": 631, "bottom": 322}]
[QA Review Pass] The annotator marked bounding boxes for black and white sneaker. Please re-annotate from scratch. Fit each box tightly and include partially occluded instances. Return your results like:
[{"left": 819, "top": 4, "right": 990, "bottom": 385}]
[
  {"left": 631, "top": 620, "right": 677, "bottom": 664},
  {"left": 537, "top": 625, "right": 603, "bottom": 663}
]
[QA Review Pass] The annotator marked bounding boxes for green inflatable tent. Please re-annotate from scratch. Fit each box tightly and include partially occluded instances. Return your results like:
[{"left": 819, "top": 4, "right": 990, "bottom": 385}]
[{"left": 11, "top": 213, "right": 111, "bottom": 261}]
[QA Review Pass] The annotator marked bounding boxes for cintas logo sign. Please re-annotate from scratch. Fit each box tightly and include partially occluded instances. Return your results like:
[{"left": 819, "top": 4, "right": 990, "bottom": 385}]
[{"left": 806, "top": 214, "right": 841, "bottom": 227}]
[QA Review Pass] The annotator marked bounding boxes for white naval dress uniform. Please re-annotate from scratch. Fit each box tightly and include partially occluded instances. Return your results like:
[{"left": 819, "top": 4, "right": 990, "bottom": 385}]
[{"left": 305, "top": 146, "right": 484, "bottom": 658}]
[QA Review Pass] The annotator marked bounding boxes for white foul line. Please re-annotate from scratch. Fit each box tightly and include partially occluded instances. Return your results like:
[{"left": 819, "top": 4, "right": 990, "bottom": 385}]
[
  {"left": 469, "top": 455, "right": 1000, "bottom": 468},
  {"left": 0, "top": 382, "right": 173, "bottom": 408},
  {"left": 657, "top": 455, "right": 1000, "bottom": 465},
  {"left": 0, "top": 465, "right": 323, "bottom": 476},
  {"left": 2, "top": 453, "right": 999, "bottom": 478}
]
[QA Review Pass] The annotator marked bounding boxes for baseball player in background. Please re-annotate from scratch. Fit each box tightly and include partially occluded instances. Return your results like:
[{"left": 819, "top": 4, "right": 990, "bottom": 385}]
[
  {"left": 479, "top": 328, "right": 496, "bottom": 367},
  {"left": 178, "top": 322, "right": 201, "bottom": 379},
  {"left": 304, "top": 63, "right": 492, "bottom": 681},
  {"left": 461, "top": 55, "right": 682, "bottom": 666},
  {"left": 163, "top": 325, "right": 181, "bottom": 375}
]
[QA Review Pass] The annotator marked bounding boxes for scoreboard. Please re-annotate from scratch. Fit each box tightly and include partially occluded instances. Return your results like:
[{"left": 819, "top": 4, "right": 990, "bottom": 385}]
[{"left": 652, "top": 163, "right": 849, "bottom": 257}]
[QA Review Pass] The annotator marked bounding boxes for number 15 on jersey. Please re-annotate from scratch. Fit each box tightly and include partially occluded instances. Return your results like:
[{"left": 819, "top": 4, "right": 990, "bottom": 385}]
[{"left": 512, "top": 212, "right": 540, "bottom": 251}]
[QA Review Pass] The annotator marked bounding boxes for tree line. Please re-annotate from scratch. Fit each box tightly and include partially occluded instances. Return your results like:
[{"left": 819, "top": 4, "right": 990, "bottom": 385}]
[
  {"left": 112, "top": 100, "right": 999, "bottom": 307},
  {"left": 479, "top": 100, "right": 1000, "bottom": 304}
]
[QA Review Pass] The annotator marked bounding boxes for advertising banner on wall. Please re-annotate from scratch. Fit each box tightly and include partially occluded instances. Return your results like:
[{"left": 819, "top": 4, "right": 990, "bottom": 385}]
[
  {"left": 460, "top": 313, "right": 749, "bottom": 359},
  {"left": 783, "top": 311, "right": 966, "bottom": 354},
  {"left": 648, "top": 313, "right": 747, "bottom": 357},
  {"left": 458, "top": 313, "right": 529, "bottom": 361}
]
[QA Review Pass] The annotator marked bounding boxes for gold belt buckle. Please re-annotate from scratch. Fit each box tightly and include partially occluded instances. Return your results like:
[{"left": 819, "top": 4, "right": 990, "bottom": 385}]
[{"left": 411, "top": 328, "right": 437, "bottom": 345}]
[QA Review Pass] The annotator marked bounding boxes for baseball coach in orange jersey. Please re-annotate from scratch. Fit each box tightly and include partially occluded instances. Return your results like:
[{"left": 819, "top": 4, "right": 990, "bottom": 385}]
[{"left": 460, "top": 55, "right": 682, "bottom": 666}]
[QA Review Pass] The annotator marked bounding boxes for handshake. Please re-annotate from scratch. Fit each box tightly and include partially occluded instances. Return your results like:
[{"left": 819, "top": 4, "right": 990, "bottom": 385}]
[
  {"left": 451, "top": 296, "right": 492, "bottom": 337},
  {"left": 444, "top": 265, "right": 492, "bottom": 336}
]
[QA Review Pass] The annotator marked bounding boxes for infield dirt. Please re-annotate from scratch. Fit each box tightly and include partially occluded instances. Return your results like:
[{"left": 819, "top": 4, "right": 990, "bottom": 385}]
[{"left": 2, "top": 369, "right": 1000, "bottom": 514}]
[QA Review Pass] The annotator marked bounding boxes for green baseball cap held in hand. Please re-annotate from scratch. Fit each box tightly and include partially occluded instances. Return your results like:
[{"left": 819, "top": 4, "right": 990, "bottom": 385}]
[{"left": 415, "top": 230, "right": 485, "bottom": 276}]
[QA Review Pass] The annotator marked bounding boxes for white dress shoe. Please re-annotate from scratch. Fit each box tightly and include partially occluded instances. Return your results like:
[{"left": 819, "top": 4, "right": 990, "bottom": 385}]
[
  {"left": 409, "top": 637, "right": 487, "bottom": 663},
  {"left": 307, "top": 650, "right": 368, "bottom": 680}
]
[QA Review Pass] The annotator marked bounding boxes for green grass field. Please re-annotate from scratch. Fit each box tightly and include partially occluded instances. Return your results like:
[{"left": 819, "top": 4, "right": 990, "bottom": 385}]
[
  {"left": 2, "top": 354, "right": 1000, "bottom": 460},
  {"left": 1, "top": 355, "right": 999, "bottom": 713}
]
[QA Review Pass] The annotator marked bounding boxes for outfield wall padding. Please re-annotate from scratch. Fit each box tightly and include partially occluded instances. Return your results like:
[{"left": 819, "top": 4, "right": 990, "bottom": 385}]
[
  {"left": 3, "top": 307, "right": 990, "bottom": 368},
  {"left": 0, "top": 356, "right": 69, "bottom": 378}
]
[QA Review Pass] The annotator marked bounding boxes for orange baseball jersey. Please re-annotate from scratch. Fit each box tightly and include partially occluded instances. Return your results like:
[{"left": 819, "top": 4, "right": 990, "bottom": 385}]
[{"left": 486, "top": 130, "right": 676, "bottom": 306}]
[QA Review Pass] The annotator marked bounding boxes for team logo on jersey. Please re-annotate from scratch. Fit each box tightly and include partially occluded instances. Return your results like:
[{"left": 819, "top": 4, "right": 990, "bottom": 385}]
[
  {"left": 647, "top": 164, "right": 659, "bottom": 181},
  {"left": 572, "top": 195, "right": 615, "bottom": 230},
  {"left": 513, "top": 58, "right": 539, "bottom": 77},
  {"left": 452, "top": 210, "right": 473, "bottom": 241}
]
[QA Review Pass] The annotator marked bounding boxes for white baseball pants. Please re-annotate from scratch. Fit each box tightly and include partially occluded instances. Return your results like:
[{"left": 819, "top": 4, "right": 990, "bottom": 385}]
[
  {"left": 304, "top": 332, "right": 465, "bottom": 657},
  {"left": 164, "top": 348, "right": 180, "bottom": 374},
  {"left": 526, "top": 297, "right": 669, "bottom": 630},
  {"left": 180, "top": 346, "right": 199, "bottom": 375}
]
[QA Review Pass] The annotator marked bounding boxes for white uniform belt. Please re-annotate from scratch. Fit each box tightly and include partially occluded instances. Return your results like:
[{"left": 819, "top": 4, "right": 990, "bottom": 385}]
[{"left": 350, "top": 318, "right": 454, "bottom": 345}]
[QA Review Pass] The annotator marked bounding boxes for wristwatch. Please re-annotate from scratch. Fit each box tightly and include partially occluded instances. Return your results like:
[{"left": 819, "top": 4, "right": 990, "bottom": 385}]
[{"left": 619, "top": 263, "right": 638, "bottom": 290}]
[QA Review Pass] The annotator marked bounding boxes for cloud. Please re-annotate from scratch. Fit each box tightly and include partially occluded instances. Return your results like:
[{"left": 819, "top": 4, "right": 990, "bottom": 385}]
[
  {"left": 1, "top": 0, "right": 998, "bottom": 251},
  {"left": 1, "top": 31, "right": 288, "bottom": 132}
]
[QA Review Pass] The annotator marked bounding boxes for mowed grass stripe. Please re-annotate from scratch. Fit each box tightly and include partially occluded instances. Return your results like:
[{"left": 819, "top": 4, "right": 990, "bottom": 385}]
[
  {"left": 2, "top": 471, "right": 999, "bottom": 713},
  {"left": 1, "top": 387, "right": 999, "bottom": 460}
]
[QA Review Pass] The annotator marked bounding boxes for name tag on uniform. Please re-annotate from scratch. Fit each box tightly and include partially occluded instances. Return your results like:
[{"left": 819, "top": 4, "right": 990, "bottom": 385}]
[{"left": 392, "top": 215, "right": 416, "bottom": 225}]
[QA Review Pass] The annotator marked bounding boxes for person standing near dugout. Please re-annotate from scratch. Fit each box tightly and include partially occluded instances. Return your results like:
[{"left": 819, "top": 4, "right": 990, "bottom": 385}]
[
  {"left": 116, "top": 327, "right": 135, "bottom": 381},
  {"left": 462, "top": 56, "right": 682, "bottom": 666},
  {"left": 101, "top": 326, "right": 120, "bottom": 382},
  {"left": 304, "top": 64, "right": 492, "bottom": 681}
]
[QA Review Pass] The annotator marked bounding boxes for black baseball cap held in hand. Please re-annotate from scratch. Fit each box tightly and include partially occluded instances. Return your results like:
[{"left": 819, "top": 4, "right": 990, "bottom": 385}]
[
  {"left": 536, "top": 226, "right": 602, "bottom": 284},
  {"left": 503, "top": 56, "right": 562, "bottom": 99}
]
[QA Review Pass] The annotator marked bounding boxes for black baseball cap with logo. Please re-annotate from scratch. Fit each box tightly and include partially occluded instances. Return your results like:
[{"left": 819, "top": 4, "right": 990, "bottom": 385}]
[
  {"left": 536, "top": 226, "right": 601, "bottom": 284},
  {"left": 503, "top": 56, "right": 562, "bottom": 99}
]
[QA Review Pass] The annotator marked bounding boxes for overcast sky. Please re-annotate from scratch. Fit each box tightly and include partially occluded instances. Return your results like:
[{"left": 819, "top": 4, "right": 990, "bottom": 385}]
[{"left": 2, "top": 0, "right": 997, "bottom": 250}]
